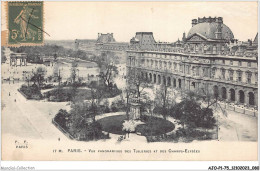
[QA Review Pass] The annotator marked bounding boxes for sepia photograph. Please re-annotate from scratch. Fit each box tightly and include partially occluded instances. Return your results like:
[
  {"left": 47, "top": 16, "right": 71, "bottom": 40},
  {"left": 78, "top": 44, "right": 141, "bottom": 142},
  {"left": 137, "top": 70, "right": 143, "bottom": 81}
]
[{"left": 0, "top": 0, "right": 259, "bottom": 167}]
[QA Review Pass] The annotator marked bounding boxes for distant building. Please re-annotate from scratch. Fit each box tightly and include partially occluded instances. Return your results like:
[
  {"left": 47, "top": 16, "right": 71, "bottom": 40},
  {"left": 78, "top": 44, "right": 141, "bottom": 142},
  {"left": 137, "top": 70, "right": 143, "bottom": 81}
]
[
  {"left": 127, "top": 17, "right": 258, "bottom": 109},
  {"left": 74, "top": 33, "right": 129, "bottom": 63},
  {"left": 94, "top": 33, "right": 129, "bottom": 64},
  {"left": 43, "top": 56, "right": 54, "bottom": 66},
  {"left": 95, "top": 33, "right": 129, "bottom": 52},
  {"left": 97, "top": 33, "right": 116, "bottom": 43},
  {"left": 10, "top": 53, "right": 27, "bottom": 66}
]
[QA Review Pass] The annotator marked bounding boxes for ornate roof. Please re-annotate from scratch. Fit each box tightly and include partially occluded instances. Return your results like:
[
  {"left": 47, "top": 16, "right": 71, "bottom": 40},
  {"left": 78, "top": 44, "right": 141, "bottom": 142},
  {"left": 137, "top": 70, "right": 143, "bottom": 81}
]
[
  {"left": 187, "top": 22, "right": 234, "bottom": 40},
  {"left": 97, "top": 33, "right": 115, "bottom": 43}
]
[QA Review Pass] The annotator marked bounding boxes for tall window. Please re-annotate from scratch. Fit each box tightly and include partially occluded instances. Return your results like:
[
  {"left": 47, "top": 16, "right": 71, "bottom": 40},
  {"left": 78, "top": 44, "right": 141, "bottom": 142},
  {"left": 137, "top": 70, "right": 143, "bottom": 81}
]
[
  {"left": 213, "top": 46, "right": 217, "bottom": 54},
  {"left": 187, "top": 65, "right": 190, "bottom": 74},
  {"left": 247, "top": 72, "right": 252, "bottom": 84},
  {"left": 221, "top": 69, "right": 226, "bottom": 79},
  {"left": 230, "top": 60, "right": 233, "bottom": 65},
  {"left": 238, "top": 71, "right": 242, "bottom": 82},
  {"left": 196, "top": 67, "right": 200, "bottom": 76},
  {"left": 179, "top": 64, "right": 183, "bottom": 72},
  {"left": 142, "top": 59, "right": 145, "bottom": 66},
  {"left": 239, "top": 61, "right": 242, "bottom": 66},
  {"left": 222, "top": 59, "right": 225, "bottom": 64},
  {"left": 203, "top": 68, "right": 208, "bottom": 77},
  {"left": 229, "top": 70, "right": 234, "bottom": 81},
  {"left": 248, "top": 62, "right": 251, "bottom": 67},
  {"left": 211, "top": 68, "right": 216, "bottom": 78},
  {"left": 195, "top": 44, "right": 199, "bottom": 52},
  {"left": 204, "top": 45, "right": 207, "bottom": 51}
]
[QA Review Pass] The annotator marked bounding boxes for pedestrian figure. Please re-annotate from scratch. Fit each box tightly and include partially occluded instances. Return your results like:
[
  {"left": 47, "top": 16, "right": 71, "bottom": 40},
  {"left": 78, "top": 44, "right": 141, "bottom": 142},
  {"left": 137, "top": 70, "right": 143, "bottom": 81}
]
[
  {"left": 9, "top": 92, "right": 10, "bottom": 96},
  {"left": 14, "top": 99, "right": 16, "bottom": 102},
  {"left": 58, "top": 138, "right": 60, "bottom": 141}
]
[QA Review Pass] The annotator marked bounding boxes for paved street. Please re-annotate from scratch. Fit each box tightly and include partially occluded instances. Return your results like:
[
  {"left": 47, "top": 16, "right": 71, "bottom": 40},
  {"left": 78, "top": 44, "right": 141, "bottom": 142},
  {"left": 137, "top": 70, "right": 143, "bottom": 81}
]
[
  {"left": 2, "top": 82, "right": 69, "bottom": 140},
  {"left": 218, "top": 110, "right": 258, "bottom": 141}
]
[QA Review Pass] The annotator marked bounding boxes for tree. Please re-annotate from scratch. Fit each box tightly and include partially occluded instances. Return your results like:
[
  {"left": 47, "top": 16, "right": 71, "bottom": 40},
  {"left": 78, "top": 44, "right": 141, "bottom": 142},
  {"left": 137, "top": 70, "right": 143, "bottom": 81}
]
[
  {"left": 31, "top": 67, "right": 46, "bottom": 88},
  {"left": 126, "top": 67, "right": 153, "bottom": 119},
  {"left": 122, "top": 87, "right": 134, "bottom": 120},
  {"left": 69, "top": 101, "right": 90, "bottom": 136},
  {"left": 127, "top": 67, "right": 151, "bottom": 98},
  {"left": 171, "top": 90, "right": 218, "bottom": 130},
  {"left": 89, "top": 86, "right": 104, "bottom": 122},
  {"left": 70, "top": 60, "right": 78, "bottom": 102},
  {"left": 24, "top": 71, "right": 32, "bottom": 86},
  {"left": 96, "top": 51, "right": 118, "bottom": 90},
  {"left": 154, "top": 81, "right": 176, "bottom": 119}
]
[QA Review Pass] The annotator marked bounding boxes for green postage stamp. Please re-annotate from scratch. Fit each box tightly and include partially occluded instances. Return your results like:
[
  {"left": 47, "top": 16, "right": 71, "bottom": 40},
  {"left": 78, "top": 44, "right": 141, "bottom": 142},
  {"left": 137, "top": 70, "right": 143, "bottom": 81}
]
[{"left": 7, "top": 1, "right": 44, "bottom": 46}]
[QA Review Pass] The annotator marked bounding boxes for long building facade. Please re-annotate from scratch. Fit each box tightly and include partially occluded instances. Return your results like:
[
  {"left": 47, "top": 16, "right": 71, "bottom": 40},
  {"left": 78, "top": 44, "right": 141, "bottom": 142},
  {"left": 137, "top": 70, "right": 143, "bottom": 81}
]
[{"left": 126, "top": 17, "right": 258, "bottom": 108}]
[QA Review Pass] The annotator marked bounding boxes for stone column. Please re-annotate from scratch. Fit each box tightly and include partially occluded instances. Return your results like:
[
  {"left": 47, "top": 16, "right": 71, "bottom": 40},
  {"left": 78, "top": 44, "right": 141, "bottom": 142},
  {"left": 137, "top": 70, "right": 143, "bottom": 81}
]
[
  {"left": 235, "top": 89, "right": 239, "bottom": 104},
  {"left": 244, "top": 90, "right": 249, "bottom": 106},
  {"left": 254, "top": 91, "right": 258, "bottom": 107},
  {"left": 227, "top": 88, "right": 231, "bottom": 101},
  {"left": 187, "top": 80, "right": 190, "bottom": 90}
]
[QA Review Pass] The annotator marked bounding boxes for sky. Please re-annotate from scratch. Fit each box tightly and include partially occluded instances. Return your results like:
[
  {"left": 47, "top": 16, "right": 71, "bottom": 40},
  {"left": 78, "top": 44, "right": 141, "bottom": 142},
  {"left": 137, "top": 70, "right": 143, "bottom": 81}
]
[{"left": 2, "top": 1, "right": 258, "bottom": 42}]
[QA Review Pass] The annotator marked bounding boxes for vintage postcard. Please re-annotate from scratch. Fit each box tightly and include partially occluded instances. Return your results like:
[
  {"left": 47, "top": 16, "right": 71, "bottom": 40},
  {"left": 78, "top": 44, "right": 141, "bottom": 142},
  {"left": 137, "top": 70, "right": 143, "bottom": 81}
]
[{"left": 1, "top": 1, "right": 258, "bottom": 162}]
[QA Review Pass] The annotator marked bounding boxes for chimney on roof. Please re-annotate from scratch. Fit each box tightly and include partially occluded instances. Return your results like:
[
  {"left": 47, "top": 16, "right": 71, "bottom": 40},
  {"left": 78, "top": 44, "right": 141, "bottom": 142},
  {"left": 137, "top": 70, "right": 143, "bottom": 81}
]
[
  {"left": 215, "top": 17, "right": 223, "bottom": 39},
  {"left": 182, "top": 32, "right": 186, "bottom": 42},
  {"left": 192, "top": 19, "right": 197, "bottom": 27}
]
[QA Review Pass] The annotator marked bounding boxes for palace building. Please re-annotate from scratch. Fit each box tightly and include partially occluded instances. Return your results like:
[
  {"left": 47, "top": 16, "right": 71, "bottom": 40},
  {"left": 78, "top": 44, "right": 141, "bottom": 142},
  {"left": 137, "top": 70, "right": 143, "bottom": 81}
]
[
  {"left": 95, "top": 33, "right": 129, "bottom": 63},
  {"left": 126, "top": 17, "right": 258, "bottom": 109},
  {"left": 75, "top": 33, "right": 129, "bottom": 63}
]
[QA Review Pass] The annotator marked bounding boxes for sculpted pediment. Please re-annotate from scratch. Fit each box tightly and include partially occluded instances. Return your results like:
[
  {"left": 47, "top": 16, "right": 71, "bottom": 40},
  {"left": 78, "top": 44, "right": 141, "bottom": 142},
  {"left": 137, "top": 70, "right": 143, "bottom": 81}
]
[{"left": 186, "top": 33, "right": 208, "bottom": 42}]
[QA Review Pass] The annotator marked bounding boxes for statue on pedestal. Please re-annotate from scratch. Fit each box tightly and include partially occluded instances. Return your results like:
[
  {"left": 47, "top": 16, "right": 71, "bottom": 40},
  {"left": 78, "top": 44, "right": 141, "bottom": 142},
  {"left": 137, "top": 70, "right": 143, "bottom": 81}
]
[{"left": 129, "top": 96, "right": 141, "bottom": 120}]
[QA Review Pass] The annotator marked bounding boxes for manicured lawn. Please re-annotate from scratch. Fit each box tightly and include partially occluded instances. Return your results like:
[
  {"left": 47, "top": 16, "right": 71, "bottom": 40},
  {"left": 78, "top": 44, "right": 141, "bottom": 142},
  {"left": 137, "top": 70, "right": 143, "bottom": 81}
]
[
  {"left": 97, "top": 114, "right": 175, "bottom": 136},
  {"left": 98, "top": 115, "right": 127, "bottom": 135},
  {"left": 44, "top": 87, "right": 121, "bottom": 102},
  {"left": 136, "top": 116, "right": 175, "bottom": 136}
]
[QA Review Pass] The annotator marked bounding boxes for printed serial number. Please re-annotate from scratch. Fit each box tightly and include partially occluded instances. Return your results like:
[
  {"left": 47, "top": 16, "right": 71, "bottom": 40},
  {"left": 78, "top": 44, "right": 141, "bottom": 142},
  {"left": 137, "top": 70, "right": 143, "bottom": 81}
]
[{"left": 208, "top": 166, "right": 259, "bottom": 170}]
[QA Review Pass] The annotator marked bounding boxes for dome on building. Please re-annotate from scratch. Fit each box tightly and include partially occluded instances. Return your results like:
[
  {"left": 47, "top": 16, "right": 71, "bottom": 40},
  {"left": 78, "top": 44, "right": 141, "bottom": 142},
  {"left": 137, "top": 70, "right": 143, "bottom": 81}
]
[{"left": 187, "top": 18, "right": 234, "bottom": 40}]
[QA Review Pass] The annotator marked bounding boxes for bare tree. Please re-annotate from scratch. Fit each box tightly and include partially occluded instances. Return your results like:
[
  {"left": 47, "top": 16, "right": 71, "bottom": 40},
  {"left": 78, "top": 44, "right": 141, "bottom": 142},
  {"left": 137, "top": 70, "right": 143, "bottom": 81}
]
[
  {"left": 126, "top": 67, "right": 154, "bottom": 118},
  {"left": 97, "top": 51, "right": 118, "bottom": 90},
  {"left": 127, "top": 67, "right": 151, "bottom": 98}
]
